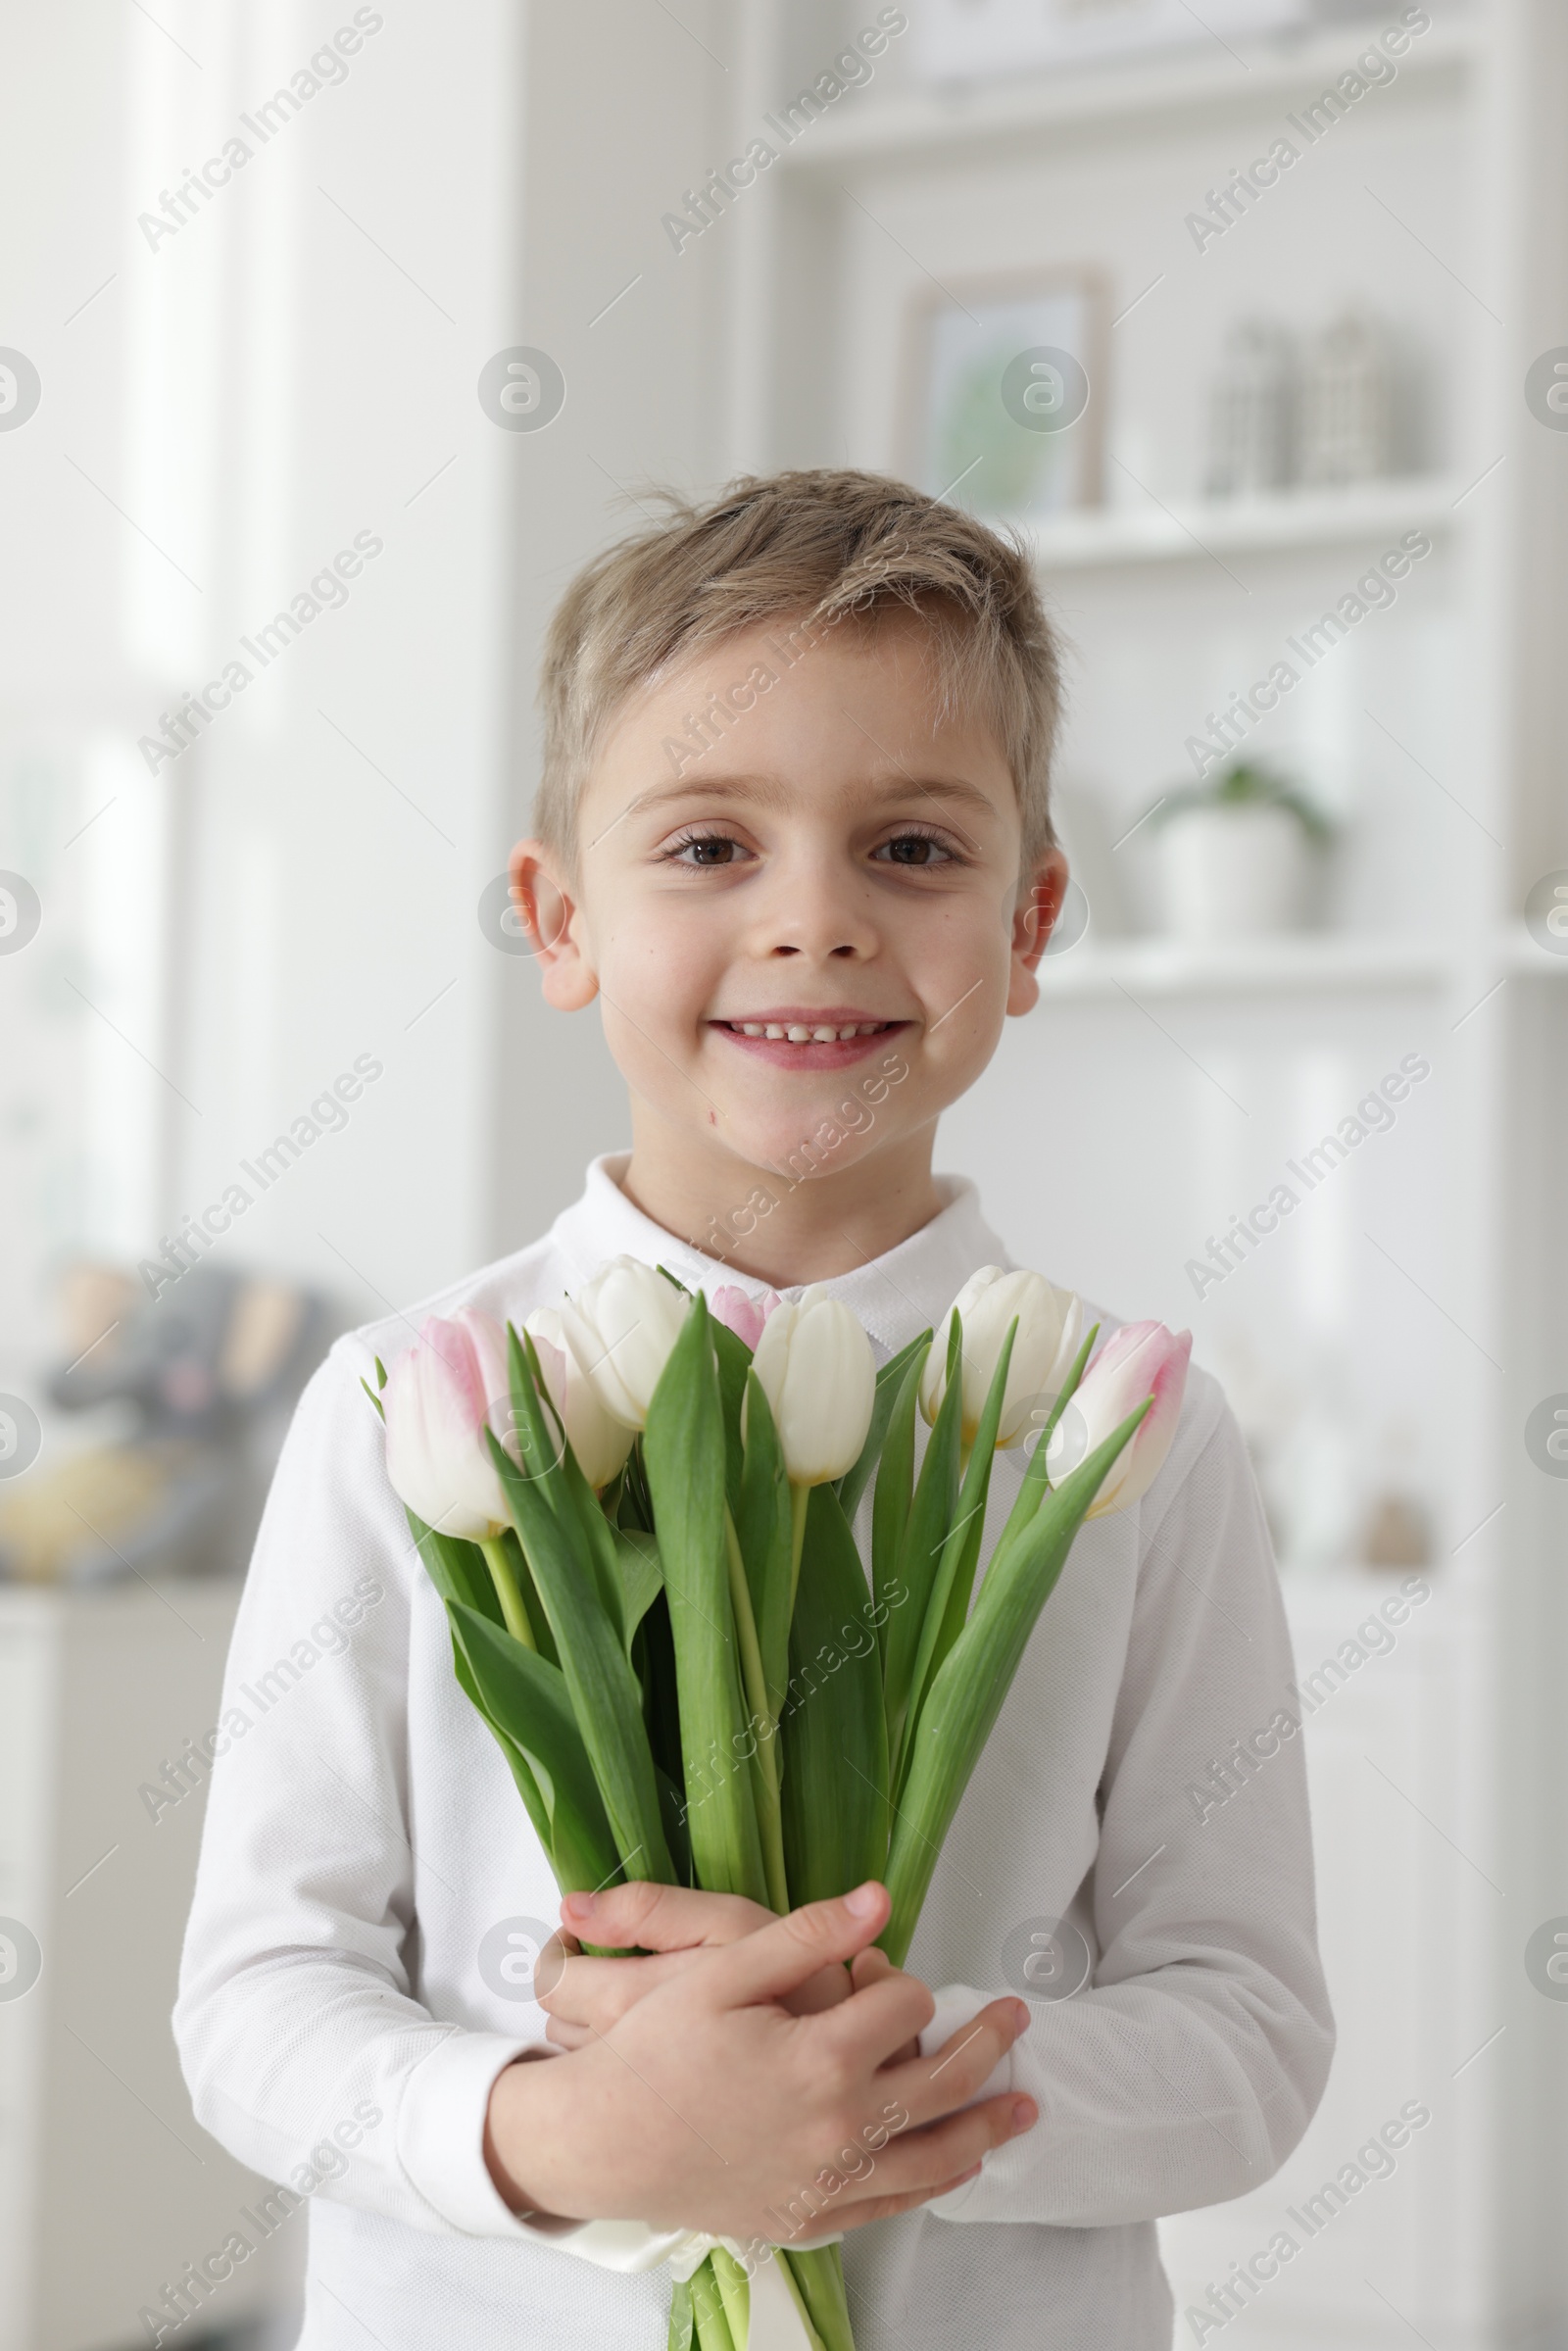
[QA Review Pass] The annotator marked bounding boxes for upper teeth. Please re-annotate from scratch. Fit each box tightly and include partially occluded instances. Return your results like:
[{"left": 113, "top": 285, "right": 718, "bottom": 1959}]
[{"left": 734, "top": 1021, "right": 886, "bottom": 1041}]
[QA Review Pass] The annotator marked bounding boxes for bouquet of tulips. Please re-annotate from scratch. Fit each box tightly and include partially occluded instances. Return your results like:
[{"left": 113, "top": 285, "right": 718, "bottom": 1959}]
[{"left": 369, "top": 1260, "right": 1190, "bottom": 2351}]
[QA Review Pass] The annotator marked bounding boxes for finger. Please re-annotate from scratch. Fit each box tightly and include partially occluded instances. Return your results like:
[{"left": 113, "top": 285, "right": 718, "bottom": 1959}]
[
  {"left": 710, "top": 1884, "right": 891, "bottom": 2008},
  {"left": 562, "top": 1881, "right": 773, "bottom": 1953},
  {"left": 544, "top": 2018, "right": 594, "bottom": 2050},
  {"left": 526, "top": 1932, "right": 573, "bottom": 2004},
  {"left": 540, "top": 1946, "right": 694, "bottom": 2024},
  {"left": 881, "top": 1997, "right": 1030, "bottom": 2129},
  {"left": 545, "top": 1937, "right": 853, "bottom": 2028},
  {"left": 783, "top": 1956, "right": 864, "bottom": 2018},
  {"left": 811, "top": 1969, "right": 936, "bottom": 2074},
  {"left": 850, "top": 1948, "right": 894, "bottom": 1988},
  {"left": 836, "top": 2160, "right": 986, "bottom": 2233},
  {"left": 848, "top": 1950, "right": 920, "bottom": 2068},
  {"left": 837, "top": 2088, "right": 1035, "bottom": 2210}
]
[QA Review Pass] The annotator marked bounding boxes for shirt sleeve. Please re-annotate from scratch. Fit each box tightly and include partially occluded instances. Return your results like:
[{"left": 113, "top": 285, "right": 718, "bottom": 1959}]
[
  {"left": 920, "top": 1387, "right": 1335, "bottom": 2229},
  {"left": 172, "top": 1346, "right": 570, "bottom": 2243}
]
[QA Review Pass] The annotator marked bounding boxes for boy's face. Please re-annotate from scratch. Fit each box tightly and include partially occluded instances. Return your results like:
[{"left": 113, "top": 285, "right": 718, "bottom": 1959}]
[{"left": 513, "top": 611, "right": 1066, "bottom": 1239}]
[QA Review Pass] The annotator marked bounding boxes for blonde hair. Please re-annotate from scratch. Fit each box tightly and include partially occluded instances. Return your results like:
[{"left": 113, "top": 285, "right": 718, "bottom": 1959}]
[{"left": 535, "top": 467, "right": 1064, "bottom": 872}]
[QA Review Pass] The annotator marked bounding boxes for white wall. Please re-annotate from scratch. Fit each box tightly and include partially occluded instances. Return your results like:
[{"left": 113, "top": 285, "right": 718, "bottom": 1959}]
[{"left": 1, "top": 0, "right": 527, "bottom": 1367}]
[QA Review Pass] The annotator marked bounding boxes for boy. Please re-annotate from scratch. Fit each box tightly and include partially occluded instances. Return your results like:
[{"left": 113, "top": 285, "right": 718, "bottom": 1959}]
[{"left": 176, "top": 470, "right": 1333, "bottom": 2350}]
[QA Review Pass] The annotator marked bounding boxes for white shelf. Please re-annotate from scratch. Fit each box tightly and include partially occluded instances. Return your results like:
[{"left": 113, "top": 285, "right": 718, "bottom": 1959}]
[
  {"left": 1019, "top": 476, "right": 1463, "bottom": 572},
  {"left": 1036, "top": 923, "right": 1568, "bottom": 1000},
  {"left": 1037, "top": 931, "right": 1455, "bottom": 999},
  {"left": 776, "top": 17, "right": 1478, "bottom": 171}
]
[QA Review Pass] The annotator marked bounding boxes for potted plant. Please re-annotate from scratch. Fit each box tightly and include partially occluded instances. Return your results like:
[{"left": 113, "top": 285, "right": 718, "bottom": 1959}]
[{"left": 1147, "top": 759, "right": 1334, "bottom": 942}]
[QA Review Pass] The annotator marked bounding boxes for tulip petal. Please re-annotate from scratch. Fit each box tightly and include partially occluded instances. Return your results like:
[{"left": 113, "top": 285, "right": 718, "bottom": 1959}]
[
  {"left": 563, "top": 1257, "right": 691, "bottom": 1431},
  {"left": 710, "top": 1286, "right": 784, "bottom": 1351},
  {"left": 382, "top": 1311, "right": 513, "bottom": 1540},
  {"left": 752, "top": 1292, "right": 875, "bottom": 1487},
  {"left": 1069, "top": 1323, "right": 1193, "bottom": 1518}
]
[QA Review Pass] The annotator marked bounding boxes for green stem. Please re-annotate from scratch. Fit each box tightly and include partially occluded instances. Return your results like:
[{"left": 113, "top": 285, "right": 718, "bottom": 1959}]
[
  {"left": 788, "top": 1482, "right": 810, "bottom": 1612},
  {"left": 479, "top": 1534, "right": 535, "bottom": 1648},
  {"left": 775, "top": 2251, "right": 829, "bottom": 2350},
  {"left": 708, "top": 2248, "right": 751, "bottom": 2347},
  {"left": 784, "top": 2246, "right": 855, "bottom": 2351},
  {"left": 725, "top": 1509, "right": 789, "bottom": 1915},
  {"left": 688, "top": 2255, "right": 736, "bottom": 2351}
]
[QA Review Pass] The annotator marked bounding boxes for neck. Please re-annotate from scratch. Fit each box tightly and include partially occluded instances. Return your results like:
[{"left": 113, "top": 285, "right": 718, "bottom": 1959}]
[{"left": 618, "top": 1113, "right": 946, "bottom": 1286}]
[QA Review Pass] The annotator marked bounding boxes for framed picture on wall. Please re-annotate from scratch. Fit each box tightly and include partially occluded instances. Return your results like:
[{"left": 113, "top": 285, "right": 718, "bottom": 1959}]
[
  {"left": 899, "top": 269, "right": 1108, "bottom": 518},
  {"left": 912, "top": 0, "right": 1312, "bottom": 83}
]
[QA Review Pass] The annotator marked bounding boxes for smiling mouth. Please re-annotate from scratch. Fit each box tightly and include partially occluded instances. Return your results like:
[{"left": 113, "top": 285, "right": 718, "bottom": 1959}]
[{"left": 713, "top": 1018, "right": 902, "bottom": 1044}]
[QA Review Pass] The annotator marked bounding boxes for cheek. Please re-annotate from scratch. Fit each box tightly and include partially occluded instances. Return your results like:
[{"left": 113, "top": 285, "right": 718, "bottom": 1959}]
[
  {"left": 594, "top": 895, "right": 725, "bottom": 1017},
  {"left": 909, "top": 904, "right": 1013, "bottom": 1047}
]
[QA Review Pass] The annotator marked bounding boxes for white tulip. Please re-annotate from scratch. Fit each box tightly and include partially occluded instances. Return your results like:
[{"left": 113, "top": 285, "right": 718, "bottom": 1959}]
[
  {"left": 524, "top": 1305, "right": 636, "bottom": 1490},
  {"left": 558, "top": 1255, "right": 691, "bottom": 1432},
  {"left": 748, "top": 1285, "right": 876, "bottom": 1487},
  {"left": 919, "top": 1266, "right": 1084, "bottom": 1450}
]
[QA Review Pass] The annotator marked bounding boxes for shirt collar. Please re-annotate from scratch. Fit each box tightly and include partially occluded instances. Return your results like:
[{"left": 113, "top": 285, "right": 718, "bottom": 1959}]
[{"left": 547, "top": 1153, "right": 1015, "bottom": 1360}]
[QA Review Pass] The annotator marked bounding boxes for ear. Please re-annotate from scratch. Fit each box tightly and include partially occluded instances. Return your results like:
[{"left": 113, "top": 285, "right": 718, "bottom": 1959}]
[
  {"left": 508, "top": 838, "right": 599, "bottom": 1011},
  {"left": 1007, "top": 847, "right": 1070, "bottom": 1017}
]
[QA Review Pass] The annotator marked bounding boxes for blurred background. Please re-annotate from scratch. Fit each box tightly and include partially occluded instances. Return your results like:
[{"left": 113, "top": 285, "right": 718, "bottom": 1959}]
[{"left": 2, "top": 0, "right": 1566, "bottom": 2343}]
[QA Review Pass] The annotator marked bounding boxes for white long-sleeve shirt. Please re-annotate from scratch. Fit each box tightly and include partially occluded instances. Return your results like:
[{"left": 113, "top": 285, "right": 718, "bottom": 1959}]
[{"left": 174, "top": 1156, "right": 1333, "bottom": 2350}]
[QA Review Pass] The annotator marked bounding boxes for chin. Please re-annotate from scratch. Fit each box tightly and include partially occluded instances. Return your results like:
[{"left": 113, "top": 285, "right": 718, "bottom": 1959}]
[{"left": 719, "top": 1110, "right": 881, "bottom": 1187}]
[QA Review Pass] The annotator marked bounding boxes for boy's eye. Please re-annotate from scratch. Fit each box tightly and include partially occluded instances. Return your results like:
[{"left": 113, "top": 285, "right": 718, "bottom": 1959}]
[
  {"left": 874, "top": 830, "right": 956, "bottom": 867},
  {"left": 665, "top": 832, "right": 746, "bottom": 866}
]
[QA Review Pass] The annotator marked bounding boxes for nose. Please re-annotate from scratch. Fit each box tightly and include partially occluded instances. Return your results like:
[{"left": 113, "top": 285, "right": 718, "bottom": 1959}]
[{"left": 753, "top": 846, "right": 880, "bottom": 962}]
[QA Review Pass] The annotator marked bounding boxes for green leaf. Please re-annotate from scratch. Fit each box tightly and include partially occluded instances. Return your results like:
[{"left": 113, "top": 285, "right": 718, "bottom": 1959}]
[
  {"left": 449, "top": 1601, "right": 621, "bottom": 1893},
  {"left": 994, "top": 1320, "right": 1099, "bottom": 1553},
  {"left": 655, "top": 1760, "right": 694, "bottom": 1888},
  {"left": 614, "top": 1527, "right": 664, "bottom": 1655},
  {"left": 510, "top": 1326, "right": 624, "bottom": 1646},
  {"left": 882, "top": 1317, "right": 964, "bottom": 1780},
  {"left": 870, "top": 1346, "right": 926, "bottom": 1671},
  {"left": 643, "top": 1295, "right": 769, "bottom": 1906},
  {"left": 485, "top": 1423, "right": 673, "bottom": 1884},
  {"left": 894, "top": 1318, "right": 1017, "bottom": 1807},
  {"left": 406, "top": 1511, "right": 504, "bottom": 1625},
  {"left": 450, "top": 1621, "right": 552, "bottom": 1854},
  {"left": 834, "top": 1327, "right": 932, "bottom": 1525},
  {"left": 735, "top": 1371, "right": 792, "bottom": 1723},
  {"left": 710, "top": 1316, "right": 753, "bottom": 1530},
  {"left": 411, "top": 1506, "right": 562, "bottom": 1670},
  {"left": 617, "top": 1439, "right": 655, "bottom": 1535},
  {"left": 779, "top": 1483, "right": 889, "bottom": 1906},
  {"left": 636, "top": 1585, "right": 685, "bottom": 1796},
  {"left": 401, "top": 1507, "right": 557, "bottom": 1848},
  {"left": 499, "top": 1525, "right": 561, "bottom": 1668},
  {"left": 881, "top": 1398, "right": 1149, "bottom": 1965}
]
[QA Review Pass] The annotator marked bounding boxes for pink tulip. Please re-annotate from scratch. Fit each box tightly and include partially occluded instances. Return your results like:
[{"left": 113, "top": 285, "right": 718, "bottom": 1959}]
[
  {"left": 382, "top": 1307, "right": 517, "bottom": 1539},
  {"left": 710, "top": 1285, "right": 785, "bottom": 1352},
  {"left": 1050, "top": 1320, "right": 1192, "bottom": 1517}
]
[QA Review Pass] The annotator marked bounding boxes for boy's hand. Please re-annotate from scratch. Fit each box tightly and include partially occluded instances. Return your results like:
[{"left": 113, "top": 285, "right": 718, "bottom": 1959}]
[
  {"left": 484, "top": 1881, "right": 1036, "bottom": 2243},
  {"left": 535, "top": 1882, "right": 899, "bottom": 2048}
]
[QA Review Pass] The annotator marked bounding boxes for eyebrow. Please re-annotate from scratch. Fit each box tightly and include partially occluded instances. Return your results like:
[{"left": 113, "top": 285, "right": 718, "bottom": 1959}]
[{"left": 618, "top": 771, "right": 1002, "bottom": 825}]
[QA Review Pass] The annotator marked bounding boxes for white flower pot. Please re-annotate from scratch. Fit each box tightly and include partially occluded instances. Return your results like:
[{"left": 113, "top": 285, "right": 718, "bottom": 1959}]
[{"left": 1156, "top": 803, "right": 1312, "bottom": 942}]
